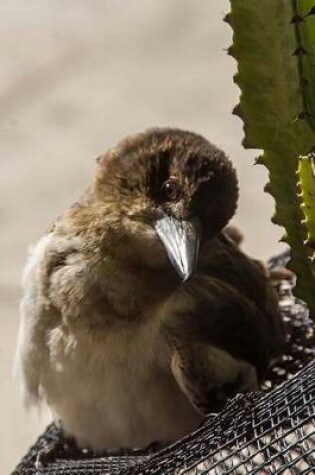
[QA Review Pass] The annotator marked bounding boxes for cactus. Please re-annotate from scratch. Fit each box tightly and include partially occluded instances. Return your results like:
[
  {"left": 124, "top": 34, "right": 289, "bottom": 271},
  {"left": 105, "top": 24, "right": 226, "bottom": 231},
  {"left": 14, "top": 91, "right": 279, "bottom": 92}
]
[
  {"left": 298, "top": 154, "right": 315, "bottom": 261},
  {"left": 227, "top": 0, "right": 315, "bottom": 316}
]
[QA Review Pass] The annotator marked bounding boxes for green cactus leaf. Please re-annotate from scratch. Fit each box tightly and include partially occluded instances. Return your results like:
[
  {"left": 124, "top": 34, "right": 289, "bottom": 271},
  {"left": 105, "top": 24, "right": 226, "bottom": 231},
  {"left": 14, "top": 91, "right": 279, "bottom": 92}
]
[
  {"left": 295, "top": 1, "right": 315, "bottom": 131},
  {"left": 228, "top": 0, "right": 315, "bottom": 316},
  {"left": 297, "top": 154, "right": 315, "bottom": 256}
]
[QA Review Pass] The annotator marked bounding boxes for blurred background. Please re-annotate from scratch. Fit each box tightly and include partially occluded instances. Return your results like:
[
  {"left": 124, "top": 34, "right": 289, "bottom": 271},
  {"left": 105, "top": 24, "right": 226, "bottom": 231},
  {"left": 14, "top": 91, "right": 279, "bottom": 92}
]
[{"left": 0, "top": 0, "right": 284, "bottom": 472}]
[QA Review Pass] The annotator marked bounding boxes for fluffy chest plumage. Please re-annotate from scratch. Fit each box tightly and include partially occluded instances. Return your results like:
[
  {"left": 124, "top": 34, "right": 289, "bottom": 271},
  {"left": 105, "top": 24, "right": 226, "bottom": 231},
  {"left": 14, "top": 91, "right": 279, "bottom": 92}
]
[
  {"left": 94, "top": 259, "right": 178, "bottom": 319},
  {"left": 43, "top": 308, "right": 201, "bottom": 449}
]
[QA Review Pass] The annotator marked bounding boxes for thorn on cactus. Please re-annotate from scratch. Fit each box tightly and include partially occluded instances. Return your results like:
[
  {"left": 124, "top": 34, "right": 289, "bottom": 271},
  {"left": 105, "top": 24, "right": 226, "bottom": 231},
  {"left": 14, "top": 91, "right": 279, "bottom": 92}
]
[
  {"left": 295, "top": 112, "right": 311, "bottom": 121},
  {"left": 223, "top": 13, "right": 231, "bottom": 24},
  {"left": 255, "top": 155, "right": 265, "bottom": 166},
  {"left": 292, "top": 46, "right": 308, "bottom": 56},
  {"left": 227, "top": 45, "right": 236, "bottom": 57},
  {"left": 304, "top": 239, "right": 315, "bottom": 249},
  {"left": 301, "top": 78, "right": 310, "bottom": 87},
  {"left": 290, "top": 14, "right": 304, "bottom": 24},
  {"left": 232, "top": 104, "right": 242, "bottom": 117},
  {"left": 233, "top": 73, "right": 240, "bottom": 85}
]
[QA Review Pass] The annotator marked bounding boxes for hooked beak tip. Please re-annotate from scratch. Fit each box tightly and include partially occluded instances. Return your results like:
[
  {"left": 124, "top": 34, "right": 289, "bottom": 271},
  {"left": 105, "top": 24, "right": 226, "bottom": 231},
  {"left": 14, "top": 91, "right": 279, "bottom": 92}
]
[
  {"left": 182, "top": 273, "right": 191, "bottom": 283},
  {"left": 155, "top": 216, "right": 200, "bottom": 281}
]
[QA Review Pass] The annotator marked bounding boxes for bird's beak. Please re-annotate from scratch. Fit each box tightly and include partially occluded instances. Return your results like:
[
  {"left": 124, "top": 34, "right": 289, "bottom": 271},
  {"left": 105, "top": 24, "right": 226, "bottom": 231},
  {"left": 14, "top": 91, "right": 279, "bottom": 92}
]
[{"left": 155, "top": 216, "right": 200, "bottom": 281}]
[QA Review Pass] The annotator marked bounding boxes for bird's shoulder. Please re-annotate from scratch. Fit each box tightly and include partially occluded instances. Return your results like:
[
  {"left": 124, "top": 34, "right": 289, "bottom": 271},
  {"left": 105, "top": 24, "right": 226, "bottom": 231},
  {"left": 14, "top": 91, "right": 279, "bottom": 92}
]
[
  {"left": 199, "top": 232, "right": 270, "bottom": 307},
  {"left": 195, "top": 233, "right": 285, "bottom": 359}
]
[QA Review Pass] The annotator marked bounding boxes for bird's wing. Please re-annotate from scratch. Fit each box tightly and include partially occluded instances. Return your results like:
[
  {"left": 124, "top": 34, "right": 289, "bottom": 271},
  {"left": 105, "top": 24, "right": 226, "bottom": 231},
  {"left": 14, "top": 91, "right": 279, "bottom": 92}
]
[
  {"left": 200, "top": 234, "right": 285, "bottom": 359},
  {"left": 14, "top": 234, "right": 56, "bottom": 405},
  {"left": 13, "top": 231, "right": 82, "bottom": 406},
  {"left": 171, "top": 344, "right": 258, "bottom": 415},
  {"left": 163, "top": 275, "right": 276, "bottom": 414}
]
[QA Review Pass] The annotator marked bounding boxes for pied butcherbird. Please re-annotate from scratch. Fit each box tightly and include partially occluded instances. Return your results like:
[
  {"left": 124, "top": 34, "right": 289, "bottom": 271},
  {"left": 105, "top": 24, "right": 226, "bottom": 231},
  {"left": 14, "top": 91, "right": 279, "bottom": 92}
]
[{"left": 15, "top": 128, "right": 284, "bottom": 450}]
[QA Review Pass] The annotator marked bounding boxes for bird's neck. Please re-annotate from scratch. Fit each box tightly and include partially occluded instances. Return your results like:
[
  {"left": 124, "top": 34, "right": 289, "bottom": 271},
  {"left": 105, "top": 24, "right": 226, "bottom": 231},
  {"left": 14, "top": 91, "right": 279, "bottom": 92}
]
[
  {"left": 96, "top": 252, "right": 179, "bottom": 320},
  {"left": 58, "top": 202, "right": 180, "bottom": 319}
]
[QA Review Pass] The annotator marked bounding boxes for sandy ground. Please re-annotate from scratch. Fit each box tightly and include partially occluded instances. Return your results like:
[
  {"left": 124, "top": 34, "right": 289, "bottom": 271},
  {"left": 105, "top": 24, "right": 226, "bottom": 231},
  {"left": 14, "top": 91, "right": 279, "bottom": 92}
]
[{"left": 0, "top": 1, "right": 285, "bottom": 472}]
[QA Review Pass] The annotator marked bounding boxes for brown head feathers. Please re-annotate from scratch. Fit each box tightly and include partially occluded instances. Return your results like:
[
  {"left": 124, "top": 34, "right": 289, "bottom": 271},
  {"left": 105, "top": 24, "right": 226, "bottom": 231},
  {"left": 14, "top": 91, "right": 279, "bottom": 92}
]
[{"left": 92, "top": 127, "right": 238, "bottom": 239}]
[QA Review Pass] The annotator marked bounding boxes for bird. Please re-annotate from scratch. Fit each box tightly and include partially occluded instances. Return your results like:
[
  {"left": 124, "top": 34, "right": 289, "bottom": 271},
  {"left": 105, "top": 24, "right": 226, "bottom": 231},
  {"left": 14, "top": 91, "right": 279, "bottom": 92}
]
[{"left": 14, "top": 127, "right": 285, "bottom": 451}]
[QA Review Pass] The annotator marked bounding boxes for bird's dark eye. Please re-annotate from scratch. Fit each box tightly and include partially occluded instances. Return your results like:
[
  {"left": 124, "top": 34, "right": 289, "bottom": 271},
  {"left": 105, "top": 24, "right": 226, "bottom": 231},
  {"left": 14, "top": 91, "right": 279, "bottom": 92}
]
[{"left": 162, "top": 177, "right": 181, "bottom": 201}]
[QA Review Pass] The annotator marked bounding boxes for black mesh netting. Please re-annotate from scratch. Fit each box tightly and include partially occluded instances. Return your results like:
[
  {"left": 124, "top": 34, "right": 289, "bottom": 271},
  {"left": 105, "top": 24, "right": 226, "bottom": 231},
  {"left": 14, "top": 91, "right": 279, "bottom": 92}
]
[{"left": 12, "top": 251, "right": 315, "bottom": 475}]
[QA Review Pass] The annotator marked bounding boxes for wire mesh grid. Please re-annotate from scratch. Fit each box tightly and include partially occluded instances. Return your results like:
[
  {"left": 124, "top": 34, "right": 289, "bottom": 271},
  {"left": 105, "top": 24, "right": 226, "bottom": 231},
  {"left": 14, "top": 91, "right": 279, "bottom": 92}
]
[
  {"left": 177, "top": 362, "right": 314, "bottom": 474},
  {"left": 12, "top": 252, "right": 315, "bottom": 475}
]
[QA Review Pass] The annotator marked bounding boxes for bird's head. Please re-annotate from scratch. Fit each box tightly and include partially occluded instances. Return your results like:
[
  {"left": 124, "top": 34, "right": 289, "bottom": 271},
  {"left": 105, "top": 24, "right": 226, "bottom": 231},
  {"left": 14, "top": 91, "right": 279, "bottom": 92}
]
[{"left": 92, "top": 128, "right": 238, "bottom": 281}]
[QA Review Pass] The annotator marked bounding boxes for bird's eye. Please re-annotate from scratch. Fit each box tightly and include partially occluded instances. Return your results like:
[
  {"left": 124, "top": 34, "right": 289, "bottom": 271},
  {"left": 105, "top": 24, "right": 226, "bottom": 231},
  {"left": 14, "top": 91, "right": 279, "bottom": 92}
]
[{"left": 162, "top": 177, "right": 181, "bottom": 201}]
